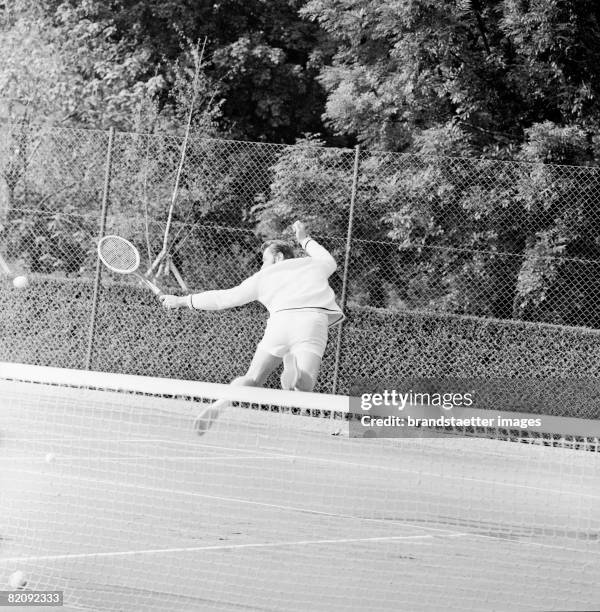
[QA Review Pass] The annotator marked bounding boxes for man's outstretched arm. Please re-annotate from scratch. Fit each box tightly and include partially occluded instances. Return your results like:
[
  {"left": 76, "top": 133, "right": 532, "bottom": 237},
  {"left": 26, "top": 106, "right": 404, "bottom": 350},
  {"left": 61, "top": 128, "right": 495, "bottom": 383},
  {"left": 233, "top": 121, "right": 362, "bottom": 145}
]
[{"left": 160, "top": 276, "right": 258, "bottom": 310}]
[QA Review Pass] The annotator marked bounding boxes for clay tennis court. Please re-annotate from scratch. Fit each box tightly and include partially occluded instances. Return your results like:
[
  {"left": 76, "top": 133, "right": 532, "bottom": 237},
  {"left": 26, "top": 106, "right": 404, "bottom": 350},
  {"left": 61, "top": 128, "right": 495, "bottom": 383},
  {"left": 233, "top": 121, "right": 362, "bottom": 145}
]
[{"left": 1, "top": 376, "right": 599, "bottom": 611}]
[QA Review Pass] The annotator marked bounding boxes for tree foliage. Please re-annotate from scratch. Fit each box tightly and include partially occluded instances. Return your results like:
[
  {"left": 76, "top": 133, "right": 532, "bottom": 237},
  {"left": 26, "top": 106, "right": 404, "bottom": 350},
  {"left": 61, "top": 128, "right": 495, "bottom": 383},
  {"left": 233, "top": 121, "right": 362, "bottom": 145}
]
[
  {"left": 4, "top": 0, "right": 600, "bottom": 330},
  {"left": 0, "top": 0, "right": 329, "bottom": 141},
  {"left": 302, "top": 0, "right": 600, "bottom": 153}
]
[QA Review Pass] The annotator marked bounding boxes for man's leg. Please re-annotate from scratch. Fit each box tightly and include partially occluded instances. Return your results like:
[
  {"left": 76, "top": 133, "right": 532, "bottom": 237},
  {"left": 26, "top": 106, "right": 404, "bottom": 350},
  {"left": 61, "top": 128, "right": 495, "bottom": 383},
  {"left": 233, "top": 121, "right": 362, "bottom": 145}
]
[
  {"left": 293, "top": 350, "right": 322, "bottom": 392},
  {"left": 232, "top": 348, "right": 283, "bottom": 387},
  {"left": 281, "top": 312, "right": 328, "bottom": 392},
  {"left": 194, "top": 349, "right": 281, "bottom": 435},
  {"left": 281, "top": 350, "right": 323, "bottom": 392}
]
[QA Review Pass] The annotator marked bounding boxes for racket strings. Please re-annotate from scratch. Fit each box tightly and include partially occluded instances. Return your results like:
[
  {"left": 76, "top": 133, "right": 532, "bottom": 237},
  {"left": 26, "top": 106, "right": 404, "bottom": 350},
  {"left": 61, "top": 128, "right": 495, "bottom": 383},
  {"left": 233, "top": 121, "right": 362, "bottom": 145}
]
[{"left": 99, "top": 237, "right": 139, "bottom": 273}]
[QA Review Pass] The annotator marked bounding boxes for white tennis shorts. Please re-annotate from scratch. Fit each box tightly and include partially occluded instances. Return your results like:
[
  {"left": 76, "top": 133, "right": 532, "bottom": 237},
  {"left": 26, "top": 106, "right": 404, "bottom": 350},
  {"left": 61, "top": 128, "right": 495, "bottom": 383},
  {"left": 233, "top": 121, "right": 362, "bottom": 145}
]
[{"left": 257, "top": 310, "right": 329, "bottom": 358}]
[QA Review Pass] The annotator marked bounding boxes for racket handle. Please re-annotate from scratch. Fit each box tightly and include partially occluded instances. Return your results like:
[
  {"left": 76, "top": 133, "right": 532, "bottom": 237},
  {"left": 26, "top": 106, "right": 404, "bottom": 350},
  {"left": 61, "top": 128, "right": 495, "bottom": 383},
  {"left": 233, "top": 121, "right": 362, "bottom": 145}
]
[
  {"left": 143, "top": 279, "right": 163, "bottom": 297},
  {"left": 134, "top": 273, "right": 163, "bottom": 296}
]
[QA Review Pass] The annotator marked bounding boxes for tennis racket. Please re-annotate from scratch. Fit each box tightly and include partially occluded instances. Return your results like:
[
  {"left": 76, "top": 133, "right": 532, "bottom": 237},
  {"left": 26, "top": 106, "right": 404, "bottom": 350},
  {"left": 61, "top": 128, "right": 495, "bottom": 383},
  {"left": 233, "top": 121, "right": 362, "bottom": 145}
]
[{"left": 97, "top": 235, "right": 163, "bottom": 296}]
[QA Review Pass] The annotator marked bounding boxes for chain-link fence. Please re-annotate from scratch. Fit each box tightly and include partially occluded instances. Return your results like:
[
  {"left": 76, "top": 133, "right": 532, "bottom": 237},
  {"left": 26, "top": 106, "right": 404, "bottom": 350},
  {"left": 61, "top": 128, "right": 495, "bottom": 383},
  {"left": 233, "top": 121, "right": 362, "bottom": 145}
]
[{"left": 2, "top": 122, "right": 600, "bottom": 399}]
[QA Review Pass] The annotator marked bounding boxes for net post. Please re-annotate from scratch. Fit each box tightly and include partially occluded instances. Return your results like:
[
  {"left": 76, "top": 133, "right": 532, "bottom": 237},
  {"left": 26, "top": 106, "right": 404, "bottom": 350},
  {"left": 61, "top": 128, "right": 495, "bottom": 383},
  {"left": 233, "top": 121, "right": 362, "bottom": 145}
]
[
  {"left": 85, "top": 127, "right": 115, "bottom": 370},
  {"left": 331, "top": 144, "right": 361, "bottom": 395}
]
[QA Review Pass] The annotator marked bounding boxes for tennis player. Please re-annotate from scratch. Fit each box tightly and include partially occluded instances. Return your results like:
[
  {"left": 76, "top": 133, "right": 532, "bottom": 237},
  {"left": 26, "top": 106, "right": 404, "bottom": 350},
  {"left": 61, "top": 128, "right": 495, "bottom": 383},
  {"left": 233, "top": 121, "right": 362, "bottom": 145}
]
[{"left": 159, "top": 221, "right": 343, "bottom": 434}]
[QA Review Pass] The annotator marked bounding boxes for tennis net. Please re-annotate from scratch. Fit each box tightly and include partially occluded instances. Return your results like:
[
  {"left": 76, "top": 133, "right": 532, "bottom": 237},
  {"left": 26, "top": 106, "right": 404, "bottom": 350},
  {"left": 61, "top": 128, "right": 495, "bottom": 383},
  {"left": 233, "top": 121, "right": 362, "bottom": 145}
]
[{"left": 1, "top": 362, "right": 599, "bottom": 611}]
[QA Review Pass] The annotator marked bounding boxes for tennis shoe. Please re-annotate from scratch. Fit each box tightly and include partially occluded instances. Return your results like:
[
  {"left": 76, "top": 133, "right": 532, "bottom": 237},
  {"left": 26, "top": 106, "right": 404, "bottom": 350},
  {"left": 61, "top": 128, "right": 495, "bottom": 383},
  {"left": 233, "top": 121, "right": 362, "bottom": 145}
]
[{"left": 194, "top": 407, "right": 221, "bottom": 436}]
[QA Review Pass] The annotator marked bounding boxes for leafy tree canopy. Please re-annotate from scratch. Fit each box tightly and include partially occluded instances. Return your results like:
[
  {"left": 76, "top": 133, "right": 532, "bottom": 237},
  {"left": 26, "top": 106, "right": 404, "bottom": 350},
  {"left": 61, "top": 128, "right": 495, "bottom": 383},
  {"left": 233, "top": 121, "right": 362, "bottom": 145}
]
[
  {"left": 0, "top": 0, "right": 329, "bottom": 141},
  {"left": 302, "top": 0, "right": 600, "bottom": 154},
  {"left": 4, "top": 0, "right": 600, "bottom": 152}
]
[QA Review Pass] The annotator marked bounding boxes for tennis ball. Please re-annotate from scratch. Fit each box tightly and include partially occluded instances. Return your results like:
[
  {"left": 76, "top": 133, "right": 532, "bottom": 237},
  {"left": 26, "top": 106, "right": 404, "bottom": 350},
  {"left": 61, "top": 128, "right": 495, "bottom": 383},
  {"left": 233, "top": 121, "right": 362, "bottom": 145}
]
[
  {"left": 45, "top": 453, "right": 55, "bottom": 464},
  {"left": 12, "top": 275, "right": 29, "bottom": 289},
  {"left": 8, "top": 571, "right": 27, "bottom": 589}
]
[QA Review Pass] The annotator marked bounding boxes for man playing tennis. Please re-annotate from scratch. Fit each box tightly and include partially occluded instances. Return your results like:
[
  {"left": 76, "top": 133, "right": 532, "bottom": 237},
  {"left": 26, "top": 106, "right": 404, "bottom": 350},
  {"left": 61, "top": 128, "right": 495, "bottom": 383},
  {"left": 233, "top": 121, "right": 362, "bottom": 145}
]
[{"left": 159, "top": 221, "right": 343, "bottom": 435}]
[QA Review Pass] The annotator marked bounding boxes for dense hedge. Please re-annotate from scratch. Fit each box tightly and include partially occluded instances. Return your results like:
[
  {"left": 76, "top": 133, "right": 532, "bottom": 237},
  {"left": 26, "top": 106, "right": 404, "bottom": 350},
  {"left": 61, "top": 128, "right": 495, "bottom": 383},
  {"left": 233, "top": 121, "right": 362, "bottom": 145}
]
[{"left": 1, "top": 276, "right": 600, "bottom": 417}]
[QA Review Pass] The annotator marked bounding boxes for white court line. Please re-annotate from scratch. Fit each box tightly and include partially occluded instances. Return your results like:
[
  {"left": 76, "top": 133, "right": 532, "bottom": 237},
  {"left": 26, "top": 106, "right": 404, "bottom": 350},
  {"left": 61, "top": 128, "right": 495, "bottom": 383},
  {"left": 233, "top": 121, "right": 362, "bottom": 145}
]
[
  {"left": 7, "top": 428, "right": 599, "bottom": 499},
  {"left": 0, "top": 532, "right": 465, "bottom": 564},
  {"left": 295, "top": 455, "right": 600, "bottom": 500},
  {"left": 8, "top": 468, "right": 600, "bottom": 560},
  {"left": 8, "top": 438, "right": 283, "bottom": 455},
  {"left": 0, "top": 455, "right": 297, "bottom": 463},
  {"left": 468, "top": 532, "right": 600, "bottom": 558},
  {"left": 12, "top": 467, "right": 600, "bottom": 560},
  {"left": 8, "top": 444, "right": 598, "bottom": 501},
  {"left": 13, "top": 468, "right": 465, "bottom": 538},
  {"left": 241, "top": 445, "right": 600, "bottom": 500},
  {"left": 4, "top": 445, "right": 599, "bottom": 500},
  {"left": 12, "top": 438, "right": 196, "bottom": 443}
]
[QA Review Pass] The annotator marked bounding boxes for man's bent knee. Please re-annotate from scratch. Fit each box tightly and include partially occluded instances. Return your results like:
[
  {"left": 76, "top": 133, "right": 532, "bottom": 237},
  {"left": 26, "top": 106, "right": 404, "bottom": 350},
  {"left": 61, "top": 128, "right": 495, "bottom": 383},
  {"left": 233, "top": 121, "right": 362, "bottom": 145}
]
[{"left": 295, "top": 372, "right": 316, "bottom": 392}]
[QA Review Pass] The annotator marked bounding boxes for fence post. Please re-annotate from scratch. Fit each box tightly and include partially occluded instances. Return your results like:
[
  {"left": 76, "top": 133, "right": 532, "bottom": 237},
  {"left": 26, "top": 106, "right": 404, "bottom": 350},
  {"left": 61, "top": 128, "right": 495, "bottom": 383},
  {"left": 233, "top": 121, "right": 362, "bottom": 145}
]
[
  {"left": 85, "top": 127, "right": 115, "bottom": 370},
  {"left": 331, "top": 144, "right": 361, "bottom": 394}
]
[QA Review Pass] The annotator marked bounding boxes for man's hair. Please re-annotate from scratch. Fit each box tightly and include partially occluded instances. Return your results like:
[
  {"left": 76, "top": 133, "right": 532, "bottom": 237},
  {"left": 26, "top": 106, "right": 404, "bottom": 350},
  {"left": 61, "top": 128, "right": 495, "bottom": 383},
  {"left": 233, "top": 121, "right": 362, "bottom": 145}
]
[{"left": 261, "top": 239, "right": 295, "bottom": 260}]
